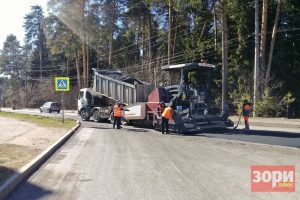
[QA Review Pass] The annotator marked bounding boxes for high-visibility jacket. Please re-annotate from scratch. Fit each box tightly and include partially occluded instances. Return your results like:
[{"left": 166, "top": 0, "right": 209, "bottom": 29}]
[
  {"left": 113, "top": 105, "right": 123, "bottom": 117},
  {"left": 162, "top": 107, "right": 173, "bottom": 120}
]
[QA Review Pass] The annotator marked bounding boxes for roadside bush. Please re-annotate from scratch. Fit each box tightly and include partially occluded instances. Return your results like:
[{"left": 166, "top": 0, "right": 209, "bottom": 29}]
[
  {"left": 255, "top": 87, "right": 283, "bottom": 117},
  {"left": 2, "top": 78, "right": 78, "bottom": 110}
]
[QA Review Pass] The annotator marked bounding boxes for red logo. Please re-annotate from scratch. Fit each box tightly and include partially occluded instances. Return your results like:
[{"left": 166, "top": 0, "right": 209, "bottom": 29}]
[{"left": 251, "top": 165, "right": 295, "bottom": 192}]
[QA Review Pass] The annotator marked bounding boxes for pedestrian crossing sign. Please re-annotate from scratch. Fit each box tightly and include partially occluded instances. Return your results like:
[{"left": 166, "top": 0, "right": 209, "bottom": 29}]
[{"left": 55, "top": 77, "right": 70, "bottom": 91}]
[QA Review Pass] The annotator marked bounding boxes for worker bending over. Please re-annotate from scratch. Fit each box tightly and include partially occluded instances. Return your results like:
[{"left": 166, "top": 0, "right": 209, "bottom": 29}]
[
  {"left": 161, "top": 105, "right": 175, "bottom": 134},
  {"left": 113, "top": 100, "right": 127, "bottom": 129}
]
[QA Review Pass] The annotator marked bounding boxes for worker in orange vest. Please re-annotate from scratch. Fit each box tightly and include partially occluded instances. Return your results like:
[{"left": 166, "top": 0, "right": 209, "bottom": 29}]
[
  {"left": 113, "top": 100, "right": 124, "bottom": 129},
  {"left": 242, "top": 99, "right": 252, "bottom": 130},
  {"left": 161, "top": 104, "right": 175, "bottom": 134}
]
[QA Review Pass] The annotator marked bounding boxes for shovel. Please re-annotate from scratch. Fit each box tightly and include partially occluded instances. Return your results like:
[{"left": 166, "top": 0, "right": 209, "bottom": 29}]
[{"left": 233, "top": 112, "right": 242, "bottom": 129}]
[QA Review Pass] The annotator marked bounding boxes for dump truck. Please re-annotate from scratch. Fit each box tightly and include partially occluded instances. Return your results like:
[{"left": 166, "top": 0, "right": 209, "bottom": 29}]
[
  {"left": 77, "top": 63, "right": 233, "bottom": 132},
  {"left": 77, "top": 69, "right": 154, "bottom": 122}
]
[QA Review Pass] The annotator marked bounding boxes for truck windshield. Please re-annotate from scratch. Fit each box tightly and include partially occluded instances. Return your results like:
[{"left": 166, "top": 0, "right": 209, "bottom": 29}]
[
  {"left": 78, "top": 91, "right": 84, "bottom": 99},
  {"left": 86, "top": 91, "right": 93, "bottom": 105}
]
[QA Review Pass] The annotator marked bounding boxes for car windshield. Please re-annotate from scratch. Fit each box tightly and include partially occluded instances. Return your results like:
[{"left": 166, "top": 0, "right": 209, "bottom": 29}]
[{"left": 43, "top": 102, "right": 50, "bottom": 106}]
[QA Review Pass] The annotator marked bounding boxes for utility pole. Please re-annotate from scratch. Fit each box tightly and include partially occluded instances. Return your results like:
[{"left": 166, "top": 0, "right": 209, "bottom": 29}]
[
  {"left": 168, "top": 0, "right": 172, "bottom": 65},
  {"left": 254, "top": 0, "right": 260, "bottom": 117},
  {"left": 221, "top": 1, "right": 228, "bottom": 115}
]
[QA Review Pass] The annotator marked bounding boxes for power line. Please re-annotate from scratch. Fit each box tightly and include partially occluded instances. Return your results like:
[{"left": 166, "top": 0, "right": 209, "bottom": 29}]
[{"left": 123, "top": 29, "right": 300, "bottom": 73}]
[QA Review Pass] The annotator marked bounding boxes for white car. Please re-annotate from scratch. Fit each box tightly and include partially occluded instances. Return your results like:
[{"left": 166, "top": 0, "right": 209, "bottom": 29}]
[{"left": 40, "top": 102, "right": 61, "bottom": 113}]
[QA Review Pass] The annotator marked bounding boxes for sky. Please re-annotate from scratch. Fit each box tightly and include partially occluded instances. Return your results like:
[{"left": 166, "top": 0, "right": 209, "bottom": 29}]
[{"left": 0, "top": 0, "right": 48, "bottom": 48}]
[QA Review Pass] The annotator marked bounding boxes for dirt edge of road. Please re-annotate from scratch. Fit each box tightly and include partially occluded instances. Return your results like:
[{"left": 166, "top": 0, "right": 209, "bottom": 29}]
[{"left": 0, "top": 118, "right": 80, "bottom": 199}]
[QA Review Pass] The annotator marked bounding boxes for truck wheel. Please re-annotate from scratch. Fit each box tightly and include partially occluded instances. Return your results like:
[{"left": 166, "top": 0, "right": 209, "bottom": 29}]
[
  {"left": 92, "top": 110, "right": 101, "bottom": 122},
  {"left": 49, "top": 109, "right": 52, "bottom": 113},
  {"left": 80, "top": 109, "right": 90, "bottom": 121}
]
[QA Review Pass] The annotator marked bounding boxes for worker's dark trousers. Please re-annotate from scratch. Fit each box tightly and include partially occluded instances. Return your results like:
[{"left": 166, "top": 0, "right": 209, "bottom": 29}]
[
  {"left": 161, "top": 117, "right": 169, "bottom": 134},
  {"left": 113, "top": 117, "right": 121, "bottom": 129},
  {"left": 243, "top": 116, "right": 250, "bottom": 130}
]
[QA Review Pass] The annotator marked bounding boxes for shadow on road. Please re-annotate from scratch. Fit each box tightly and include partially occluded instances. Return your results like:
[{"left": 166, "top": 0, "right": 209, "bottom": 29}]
[
  {"left": 179, "top": 128, "right": 300, "bottom": 148},
  {"left": 1, "top": 166, "right": 52, "bottom": 200},
  {"left": 184, "top": 128, "right": 300, "bottom": 139},
  {"left": 123, "top": 127, "right": 150, "bottom": 133},
  {"left": 88, "top": 126, "right": 111, "bottom": 130}
]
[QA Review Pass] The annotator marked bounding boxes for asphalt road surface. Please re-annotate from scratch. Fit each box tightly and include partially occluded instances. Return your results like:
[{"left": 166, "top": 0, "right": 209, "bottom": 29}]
[
  {"left": 195, "top": 127, "right": 300, "bottom": 148},
  {"left": 2, "top": 107, "right": 300, "bottom": 148},
  {"left": 6, "top": 121, "right": 300, "bottom": 200},
  {"left": 0, "top": 108, "right": 78, "bottom": 120}
]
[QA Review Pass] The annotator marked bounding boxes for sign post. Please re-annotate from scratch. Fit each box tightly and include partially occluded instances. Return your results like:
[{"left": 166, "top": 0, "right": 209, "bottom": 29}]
[{"left": 55, "top": 77, "right": 70, "bottom": 123}]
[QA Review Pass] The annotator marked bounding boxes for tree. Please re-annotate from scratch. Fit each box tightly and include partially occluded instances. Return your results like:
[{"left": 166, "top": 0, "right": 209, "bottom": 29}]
[
  {"left": 282, "top": 91, "right": 295, "bottom": 118},
  {"left": 24, "top": 5, "right": 48, "bottom": 79},
  {"left": 254, "top": 0, "right": 260, "bottom": 116},
  {"left": 19, "top": 0, "right": 300, "bottom": 116},
  {"left": 0, "top": 35, "right": 24, "bottom": 78},
  {"left": 265, "top": 0, "right": 283, "bottom": 85},
  {"left": 259, "top": 0, "right": 268, "bottom": 83}
]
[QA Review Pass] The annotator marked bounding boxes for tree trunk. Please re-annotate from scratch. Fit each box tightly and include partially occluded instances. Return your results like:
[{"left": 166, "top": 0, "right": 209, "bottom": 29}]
[
  {"left": 75, "top": 50, "right": 81, "bottom": 89},
  {"left": 260, "top": 0, "right": 268, "bottom": 78},
  {"left": 66, "top": 58, "right": 69, "bottom": 76},
  {"left": 82, "top": 42, "right": 87, "bottom": 87},
  {"left": 96, "top": 31, "right": 100, "bottom": 69},
  {"left": 136, "top": 13, "right": 141, "bottom": 63},
  {"left": 148, "top": 10, "right": 152, "bottom": 83},
  {"left": 221, "top": 0, "right": 228, "bottom": 115},
  {"left": 87, "top": 39, "right": 90, "bottom": 87},
  {"left": 39, "top": 45, "right": 43, "bottom": 80},
  {"left": 213, "top": 6, "right": 217, "bottom": 52},
  {"left": 109, "top": 31, "right": 113, "bottom": 67},
  {"left": 172, "top": 16, "right": 177, "bottom": 61},
  {"left": 265, "top": 0, "right": 282, "bottom": 86},
  {"left": 253, "top": 0, "right": 260, "bottom": 117},
  {"left": 81, "top": 0, "right": 87, "bottom": 87},
  {"left": 200, "top": 21, "right": 207, "bottom": 40},
  {"left": 109, "top": 0, "right": 116, "bottom": 68}
]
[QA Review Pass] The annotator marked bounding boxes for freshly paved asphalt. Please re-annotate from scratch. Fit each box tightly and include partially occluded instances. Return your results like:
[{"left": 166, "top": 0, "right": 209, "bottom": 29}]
[
  {"left": 6, "top": 121, "right": 300, "bottom": 200},
  {"left": 2, "top": 107, "right": 300, "bottom": 148},
  {"left": 192, "top": 127, "right": 300, "bottom": 149}
]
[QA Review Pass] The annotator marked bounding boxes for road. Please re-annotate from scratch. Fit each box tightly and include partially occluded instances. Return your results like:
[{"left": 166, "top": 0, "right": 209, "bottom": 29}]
[
  {"left": 194, "top": 127, "right": 300, "bottom": 148},
  {"left": 0, "top": 108, "right": 78, "bottom": 120},
  {"left": 6, "top": 121, "right": 300, "bottom": 200},
  {"left": 2, "top": 107, "right": 300, "bottom": 148}
]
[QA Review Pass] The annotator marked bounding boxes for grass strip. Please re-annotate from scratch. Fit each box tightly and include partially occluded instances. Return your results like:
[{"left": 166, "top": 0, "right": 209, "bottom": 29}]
[
  {"left": 0, "top": 144, "right": 39, "bottom": 185},
  {"left": 0, "top": 111, "right": 76, "bottom": 129}
]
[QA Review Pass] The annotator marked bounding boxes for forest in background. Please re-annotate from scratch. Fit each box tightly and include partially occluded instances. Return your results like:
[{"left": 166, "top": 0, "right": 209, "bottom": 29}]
[{"left": 0, "top": 0, "right": 299, "bottom": 117}]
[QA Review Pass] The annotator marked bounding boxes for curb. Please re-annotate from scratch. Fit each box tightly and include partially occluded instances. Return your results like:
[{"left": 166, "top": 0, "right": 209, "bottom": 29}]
[{"left": 0, "top": 120, "right": 81, "bottom": 199}]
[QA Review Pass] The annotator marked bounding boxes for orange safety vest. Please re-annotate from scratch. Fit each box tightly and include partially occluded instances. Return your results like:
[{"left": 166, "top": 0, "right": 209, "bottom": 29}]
[
  {"left": 162, "top": 107, "right": 173, "bottom": 120},
  {"left": 113, "top": 105, "right": 123, "bottom": 117}
]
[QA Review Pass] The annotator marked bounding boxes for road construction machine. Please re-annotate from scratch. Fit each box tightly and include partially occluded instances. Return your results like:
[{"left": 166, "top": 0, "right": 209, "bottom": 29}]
[{"left": 77, "top": 63, "right": 233, "bottom": 132}]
